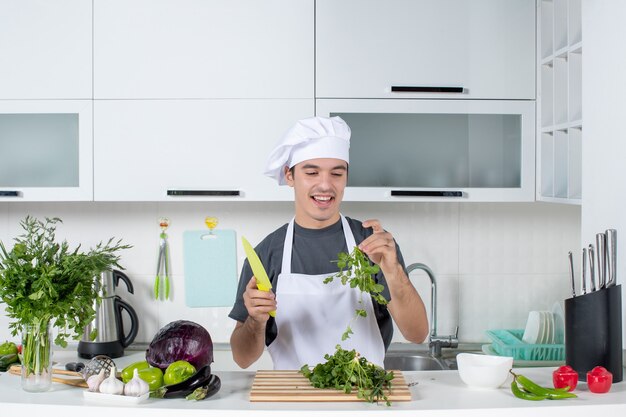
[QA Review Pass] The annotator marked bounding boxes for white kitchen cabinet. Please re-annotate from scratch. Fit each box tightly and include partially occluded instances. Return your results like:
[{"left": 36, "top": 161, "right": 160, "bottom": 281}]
[
  {"left": 537, "top": 0, "right": 582, "bottom": 204},
  {"left": 316, "top": 0, "right": 536, "bottom": 100},
  {"left": 93, "top": 0, "right": 313, "bottom": 99},
  {"left": 0, "top": 0, "right": 92, "bottom": 99},
  {"left": 317, "top": 99, "right": 536, "bottom": 202},
  {"left": 0, "top": 100, "right": 93, "bottom": 201},
  {"left": 93, "top": 100, "right": 313, "bottom": 201}
]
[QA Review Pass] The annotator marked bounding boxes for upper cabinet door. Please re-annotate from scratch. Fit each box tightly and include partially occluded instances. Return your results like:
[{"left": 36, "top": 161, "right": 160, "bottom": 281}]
[
  {"left": 0, "top": 100, "right": 93, "bottom": 201},
  {"left": 316, "top": 0, "right": 536, "bottom": 100},
  {"left": 0, "top": 0, "right": 92, "bottom": 99},
  {"left": 93, "top": 99, "right": 312, "bottom": 201},
  {"left": 94, "top": 0, "right": 314, "bottom": 99}
]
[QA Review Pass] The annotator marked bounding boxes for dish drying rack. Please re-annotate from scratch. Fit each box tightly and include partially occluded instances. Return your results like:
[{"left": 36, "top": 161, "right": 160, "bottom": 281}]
[{"left": 485, "top": 329, "right": 565, "bottom": 361}]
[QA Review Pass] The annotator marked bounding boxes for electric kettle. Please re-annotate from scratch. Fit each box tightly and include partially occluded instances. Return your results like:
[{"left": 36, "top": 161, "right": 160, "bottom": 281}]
[{"left": 78, "top": 270, "right": 139, "bottom": 359}]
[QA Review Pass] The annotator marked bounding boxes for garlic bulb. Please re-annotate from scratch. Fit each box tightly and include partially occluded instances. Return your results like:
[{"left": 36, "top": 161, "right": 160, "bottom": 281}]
[
  {"left": 124, "top": 368, "right": 150, "bottom": 397},
  {"left": 99, "top": 366, "right": 125, "bottom": 395},
  {"left": 87, "top": 368, "right": 106, "bottom": 392}
]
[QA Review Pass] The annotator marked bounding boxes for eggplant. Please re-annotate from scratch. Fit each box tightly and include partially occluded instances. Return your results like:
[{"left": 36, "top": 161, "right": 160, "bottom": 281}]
[
  {"left": 154, "top": 364, "right": 213, "bottom": 398},
  {"left": 185, "top": 374, "right": 221, "bottom": 401}
]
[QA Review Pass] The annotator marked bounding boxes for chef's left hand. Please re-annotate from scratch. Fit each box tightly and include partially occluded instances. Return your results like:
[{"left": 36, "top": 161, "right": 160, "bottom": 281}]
[{"left": 358, "top": 219, "right": 399, "bottom": 272}]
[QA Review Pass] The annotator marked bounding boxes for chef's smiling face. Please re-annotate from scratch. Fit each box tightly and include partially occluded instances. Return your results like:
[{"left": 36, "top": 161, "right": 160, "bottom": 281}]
[{"left": 284, "top": 158, "right": 347, "bottom": 229}]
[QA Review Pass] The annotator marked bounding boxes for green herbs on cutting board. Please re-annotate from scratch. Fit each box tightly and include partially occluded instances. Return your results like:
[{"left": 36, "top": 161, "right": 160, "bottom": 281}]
[
  {"left": 324, "top": 246, "right": 387, "bottom": 341},
  {"left": 300, "top": 345, "right": 394, "bottom": 406}
]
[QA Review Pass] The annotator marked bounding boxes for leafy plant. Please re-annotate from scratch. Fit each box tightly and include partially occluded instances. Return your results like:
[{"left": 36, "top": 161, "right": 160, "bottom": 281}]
[
  {"left": 0, "top": 216, "right": 131, "bottom": 347},
  {"left": 300, "top": 345, "right": 395, "bottom": 405},
  {"left": 324, "top": 247, "right": 387, "bottom": 340}
]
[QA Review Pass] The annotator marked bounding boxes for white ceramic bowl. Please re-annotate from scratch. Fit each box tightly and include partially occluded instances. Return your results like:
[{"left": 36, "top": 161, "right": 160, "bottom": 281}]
[{"left": 456, "top": 353, "right": 513, "bottom": 389}]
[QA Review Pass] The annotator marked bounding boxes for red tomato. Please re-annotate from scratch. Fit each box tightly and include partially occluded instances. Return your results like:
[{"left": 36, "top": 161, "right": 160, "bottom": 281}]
[
  {"left": 587, "top": 366, "right": 613, "bottom": 393},
  {"left": 553, "top": 365, "right": 578, "bottom": 391}
]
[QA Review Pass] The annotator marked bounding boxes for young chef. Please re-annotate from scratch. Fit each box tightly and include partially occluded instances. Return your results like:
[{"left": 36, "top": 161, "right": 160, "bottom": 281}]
[{"left": 229, "top": 116, "right": 428, "bottom": 370}]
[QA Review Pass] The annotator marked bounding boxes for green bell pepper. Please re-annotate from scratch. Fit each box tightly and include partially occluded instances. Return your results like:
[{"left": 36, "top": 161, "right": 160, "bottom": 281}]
[
  {"left": 163, "top": 360, "right": 196, "bottom": 386},
  {"left": 121, "top": 360, "right": 151, "bottom": 383},
  {"left": 137, "top": 367, "right": 164, "bottom": 391},
  {"left": 0, "top": 341, "right": 18, "bottom": 356}
]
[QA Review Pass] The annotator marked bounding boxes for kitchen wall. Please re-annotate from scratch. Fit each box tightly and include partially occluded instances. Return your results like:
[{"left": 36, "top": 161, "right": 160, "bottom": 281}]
[
  {"left": 582, "top": 1, "right": 626, "bottom": 343},
  {"left": 0, "top": 201, "right": 580, "bottom": 347}
]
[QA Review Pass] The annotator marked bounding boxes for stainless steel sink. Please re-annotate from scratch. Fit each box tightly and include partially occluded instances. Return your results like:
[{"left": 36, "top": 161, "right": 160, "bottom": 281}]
[
  {"left": 384, "top": 354, "right": 448, "bottom": 371},
  {"left": 382, "top": 346, "right": 483, "bottom": 371}
]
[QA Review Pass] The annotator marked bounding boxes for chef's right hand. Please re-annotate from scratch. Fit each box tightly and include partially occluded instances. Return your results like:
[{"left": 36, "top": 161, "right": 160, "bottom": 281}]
[{"left": 243, "top": 276, "right": 276, "bottom": 323}]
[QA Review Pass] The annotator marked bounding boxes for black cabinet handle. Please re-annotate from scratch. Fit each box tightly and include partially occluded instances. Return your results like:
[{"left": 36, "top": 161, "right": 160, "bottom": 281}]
[
  {"left": 391, "top": 86, "right": 464, "bottom": 93},
  {"left": 391, "top": 190, "right": 463, "bottom": 197},
  {"left": 167, "top": 190, "right": 240, "bottom": 197},
  {"left": 0, "top": 191, "right": 20, "bottom": 197}
]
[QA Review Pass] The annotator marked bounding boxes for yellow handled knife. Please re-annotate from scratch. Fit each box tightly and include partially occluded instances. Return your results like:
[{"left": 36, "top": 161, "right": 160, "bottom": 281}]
[{"left": 242, "top": 236, "right": 276, "bottom": 317}]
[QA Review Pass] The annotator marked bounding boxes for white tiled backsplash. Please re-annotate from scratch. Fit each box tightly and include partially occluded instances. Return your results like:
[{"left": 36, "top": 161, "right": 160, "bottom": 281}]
[{"left": 0, "top": 202, "right": 580, "bottom": 347}]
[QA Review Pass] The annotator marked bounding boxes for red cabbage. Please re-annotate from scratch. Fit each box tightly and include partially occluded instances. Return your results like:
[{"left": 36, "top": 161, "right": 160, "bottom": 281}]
[{"left": 146, "top": 320, "right": 213, "bottom": 370}]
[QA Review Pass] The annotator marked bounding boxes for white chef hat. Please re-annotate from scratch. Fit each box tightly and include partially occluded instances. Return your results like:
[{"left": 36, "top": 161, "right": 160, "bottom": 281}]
[{"left": 264, "top": 116, "right": 351, "bottom": 185}]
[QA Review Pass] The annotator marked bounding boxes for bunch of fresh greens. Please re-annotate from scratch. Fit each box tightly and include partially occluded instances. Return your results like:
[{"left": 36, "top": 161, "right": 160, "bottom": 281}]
[
  {"left": 300, "top": 345, "right": 394, "bottom": 405},
  {"left": 324, "top": 246, "right": 387, "bottom": 340},
  {"left": 0, "top": 216, "right": 130, "bottom": 347}
]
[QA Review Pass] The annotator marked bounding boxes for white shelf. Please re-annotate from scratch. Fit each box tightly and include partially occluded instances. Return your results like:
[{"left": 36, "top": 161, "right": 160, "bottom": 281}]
[
  {"left": 541, "top": 120, "right": 582, "bottom": 133},
  {"left": 554, "top": 0, "right": 568, "bottom": 51},
  {"left": 541, "top": 64, "right": 553, "bottom": 127},
  {"left": 569, "top": 51, "right": 583, "bottom": 121},
  {"left": 568, "top": 128, "right": 582, "bottom": 200},
  {"left": 540, "top": 132, "right": 554, "bottom": 197},
  {"left": 569, "top": 0, "right": 582, "bottom": 45},
  {"left": 554, "top": 130, "right": 568, "bottom": 198},
  {"left": 540, "top": 0, "right": 553, "bottom": 60},
  {"left": 553, "top": 56, "right": 568, "bottom": 126},
  {"left": 537, "top": 195, "right": 582, "bottom": 205},
  {"left": 537, "top": 0, "right": 582, "bottom": 205},
  {"left": 554, "top": 45, "right": 569, "bottom": 59}
]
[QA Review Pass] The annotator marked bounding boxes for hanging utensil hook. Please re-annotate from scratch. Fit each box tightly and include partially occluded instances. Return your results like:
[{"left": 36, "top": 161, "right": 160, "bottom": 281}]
[{"left": 154, "top": 217, "right": 171, "bottom": 300}]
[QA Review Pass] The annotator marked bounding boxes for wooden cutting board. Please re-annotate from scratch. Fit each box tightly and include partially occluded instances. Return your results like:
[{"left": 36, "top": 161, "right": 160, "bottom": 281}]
[
  {"left": 250, "top": 370, "right": 412, "bottom": 402},
  {"left": 8, "top": 365, "right": 87, "bottom": 388}
]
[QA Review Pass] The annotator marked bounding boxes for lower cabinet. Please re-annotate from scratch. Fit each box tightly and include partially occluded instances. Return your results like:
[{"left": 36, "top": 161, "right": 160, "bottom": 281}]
[{"left": 93, "top": 99, "right": 314, "bottom": 201}]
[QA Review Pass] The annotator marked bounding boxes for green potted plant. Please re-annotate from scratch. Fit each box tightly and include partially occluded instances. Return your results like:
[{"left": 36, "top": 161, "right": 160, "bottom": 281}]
[{"left": 0, "top": 216, "right": 130, "bottom": 392}]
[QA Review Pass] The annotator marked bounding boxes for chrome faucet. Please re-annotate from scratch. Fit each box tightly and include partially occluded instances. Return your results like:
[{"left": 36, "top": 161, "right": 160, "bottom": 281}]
[{"left": 406, "top": 263, "right": 459, "bottom": 358}]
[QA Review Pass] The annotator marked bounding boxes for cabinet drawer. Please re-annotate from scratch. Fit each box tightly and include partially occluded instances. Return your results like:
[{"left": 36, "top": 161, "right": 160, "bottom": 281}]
[
  {"left": 93, "top": 99, "right": 313, "bottom": 201},
  {"left": 316, "top": 0, "right": 535, "bottom": 100}
]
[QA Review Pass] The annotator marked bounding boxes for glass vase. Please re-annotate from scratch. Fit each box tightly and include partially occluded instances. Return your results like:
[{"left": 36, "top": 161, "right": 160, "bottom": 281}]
[{"left": 21, "top": 321, "right": 53, "bottom": 392}]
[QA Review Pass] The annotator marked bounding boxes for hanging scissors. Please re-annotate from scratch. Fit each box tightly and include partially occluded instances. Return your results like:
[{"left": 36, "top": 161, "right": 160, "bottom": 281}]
[{"left": 154, "top": 217, "right": 171, "bottom": 300}]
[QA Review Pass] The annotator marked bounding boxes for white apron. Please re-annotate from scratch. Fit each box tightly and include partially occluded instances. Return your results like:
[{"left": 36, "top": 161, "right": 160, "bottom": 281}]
[{"left": 267, "top": 214, "right": 385, "bottom": 370}]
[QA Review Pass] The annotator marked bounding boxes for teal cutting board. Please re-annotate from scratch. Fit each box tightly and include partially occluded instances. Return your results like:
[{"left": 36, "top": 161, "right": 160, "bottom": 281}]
[{"left": 183, "top": 229, "right": 237, "bottom": 307}]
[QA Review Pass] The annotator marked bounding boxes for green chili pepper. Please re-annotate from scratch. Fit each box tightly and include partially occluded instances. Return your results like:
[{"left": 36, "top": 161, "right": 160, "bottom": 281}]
[
  {"left": 510, "top": 371, "right": 577, "bottom": 401},
  {"left": 511, "top": 379, "right": 548, "bottom": 401},
  {"left": 515, "top": 372, "right": 577, "bottom": 399}
]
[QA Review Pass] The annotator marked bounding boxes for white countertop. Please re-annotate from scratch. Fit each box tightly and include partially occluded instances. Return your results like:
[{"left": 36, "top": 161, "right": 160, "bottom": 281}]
[{"left": 1, "top": 350, "right": 625, "bottom": 417}]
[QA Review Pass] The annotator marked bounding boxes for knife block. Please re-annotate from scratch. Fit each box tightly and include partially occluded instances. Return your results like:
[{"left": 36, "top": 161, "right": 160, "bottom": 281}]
[{"left": 564, "top": 285, "right": 622, "bottom": 382}]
